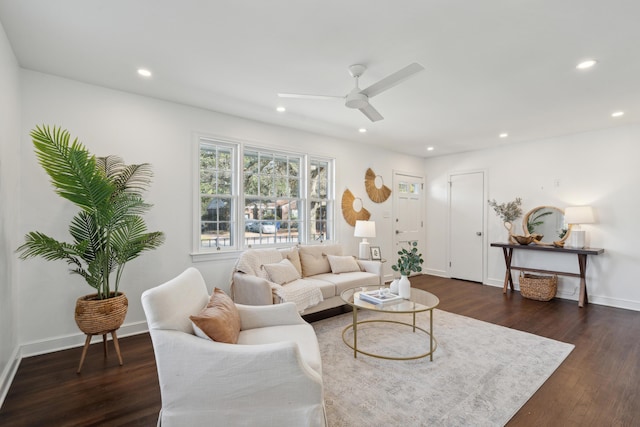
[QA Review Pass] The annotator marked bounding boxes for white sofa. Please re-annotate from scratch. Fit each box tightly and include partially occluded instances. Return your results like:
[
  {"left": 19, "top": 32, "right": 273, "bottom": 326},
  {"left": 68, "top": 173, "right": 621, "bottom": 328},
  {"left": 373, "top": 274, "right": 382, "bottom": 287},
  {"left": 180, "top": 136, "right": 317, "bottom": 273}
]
[
  {"left": 141, "top": 267, "right": 327, "bottom": 427},
  {"left": 232, "top": 244, "right": 383, "bottom": 315}
]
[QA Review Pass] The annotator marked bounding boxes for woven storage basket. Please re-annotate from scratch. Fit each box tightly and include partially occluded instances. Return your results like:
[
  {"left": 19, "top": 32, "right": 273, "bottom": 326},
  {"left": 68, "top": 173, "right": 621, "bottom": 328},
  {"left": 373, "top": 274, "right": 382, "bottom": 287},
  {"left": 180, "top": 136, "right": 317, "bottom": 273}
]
[
  {"left": 519, "top": 272, "right": 557, "bottom": 301},
  {"left": 75, "top": 292, "right": 128, "bottom": 335}
]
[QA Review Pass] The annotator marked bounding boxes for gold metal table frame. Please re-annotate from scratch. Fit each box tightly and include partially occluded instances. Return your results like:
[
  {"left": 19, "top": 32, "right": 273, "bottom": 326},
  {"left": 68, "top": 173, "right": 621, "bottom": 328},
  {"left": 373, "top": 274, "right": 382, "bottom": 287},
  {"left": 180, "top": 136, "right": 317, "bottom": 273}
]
[{"left": 340, "top": 287, "right": 440, "bottom": 361}]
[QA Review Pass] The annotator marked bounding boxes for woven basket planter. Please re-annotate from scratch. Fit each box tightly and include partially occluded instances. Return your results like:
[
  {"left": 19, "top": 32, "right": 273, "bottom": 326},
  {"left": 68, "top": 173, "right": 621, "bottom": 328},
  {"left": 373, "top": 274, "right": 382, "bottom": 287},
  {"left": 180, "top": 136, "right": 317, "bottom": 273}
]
[
  {"left": 75, "top": 292, "right": 128, "bottom": 335},
  {"left": 519, "top": 273, "right": 557, "bottom": 301}
]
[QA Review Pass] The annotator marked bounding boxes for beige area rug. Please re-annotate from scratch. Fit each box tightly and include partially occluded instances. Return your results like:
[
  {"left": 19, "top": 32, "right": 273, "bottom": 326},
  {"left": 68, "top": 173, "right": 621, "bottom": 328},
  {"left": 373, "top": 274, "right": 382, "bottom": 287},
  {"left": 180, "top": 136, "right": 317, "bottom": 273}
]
[{"left": 313, "top": 309, "right": 574, "bottom": 427}]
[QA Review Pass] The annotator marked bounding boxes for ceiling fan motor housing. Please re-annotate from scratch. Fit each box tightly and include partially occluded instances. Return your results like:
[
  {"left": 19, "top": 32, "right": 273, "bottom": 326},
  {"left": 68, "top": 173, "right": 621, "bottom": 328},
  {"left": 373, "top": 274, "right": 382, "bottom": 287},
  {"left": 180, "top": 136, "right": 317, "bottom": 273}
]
[{"left": 345, "top": 90, "right": 368, "bottom": 109}]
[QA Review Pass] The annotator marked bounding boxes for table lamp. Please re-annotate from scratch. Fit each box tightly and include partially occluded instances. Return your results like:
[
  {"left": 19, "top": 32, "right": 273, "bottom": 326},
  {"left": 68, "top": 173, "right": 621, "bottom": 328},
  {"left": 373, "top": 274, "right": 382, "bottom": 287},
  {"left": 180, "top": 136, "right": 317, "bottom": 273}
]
[
  {"left": 564, "top": 206, "right": 594, "bottom": 248},
  {"left": 354, "top": 220, "right": 376, "bottom": 259}
]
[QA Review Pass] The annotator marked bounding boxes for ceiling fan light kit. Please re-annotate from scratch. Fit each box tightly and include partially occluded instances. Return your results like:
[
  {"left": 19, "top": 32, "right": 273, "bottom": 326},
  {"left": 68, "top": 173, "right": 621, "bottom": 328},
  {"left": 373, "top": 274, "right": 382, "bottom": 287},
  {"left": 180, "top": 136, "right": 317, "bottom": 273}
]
[{"left": 278, "top": 62, "right": 424, "bottom": 122}]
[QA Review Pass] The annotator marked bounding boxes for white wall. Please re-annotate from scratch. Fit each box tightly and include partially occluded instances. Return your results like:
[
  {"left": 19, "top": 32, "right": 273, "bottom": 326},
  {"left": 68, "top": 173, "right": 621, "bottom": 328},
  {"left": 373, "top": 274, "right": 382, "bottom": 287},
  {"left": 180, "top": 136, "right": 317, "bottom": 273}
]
[
  {"left": 18, "top": 70, "right": 424, "bottom": 355},
  {"left": 0, "top": 20, "right": 21, "bottom": 404},
  {"left": 424, "top": 125, "right": 640, "bottom": 311}
]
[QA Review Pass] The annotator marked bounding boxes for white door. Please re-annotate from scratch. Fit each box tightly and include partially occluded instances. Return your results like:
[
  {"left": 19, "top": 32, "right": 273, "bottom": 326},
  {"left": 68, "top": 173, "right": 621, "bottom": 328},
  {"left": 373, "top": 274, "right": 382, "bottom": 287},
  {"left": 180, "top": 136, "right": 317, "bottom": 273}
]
[
  {"left": 449, "top": 171, "right": 484, "bottom": 282},
  {"left": 393, "top": 172, "right": 424, "bottom": 272}
]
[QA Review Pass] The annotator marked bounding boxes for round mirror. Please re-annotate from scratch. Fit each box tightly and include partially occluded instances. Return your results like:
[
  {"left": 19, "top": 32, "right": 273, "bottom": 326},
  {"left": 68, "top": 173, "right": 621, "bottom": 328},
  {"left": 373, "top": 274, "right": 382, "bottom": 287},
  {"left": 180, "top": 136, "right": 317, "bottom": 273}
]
[{"left": 522, "top": 206, "right": 572, "bottom": 246}]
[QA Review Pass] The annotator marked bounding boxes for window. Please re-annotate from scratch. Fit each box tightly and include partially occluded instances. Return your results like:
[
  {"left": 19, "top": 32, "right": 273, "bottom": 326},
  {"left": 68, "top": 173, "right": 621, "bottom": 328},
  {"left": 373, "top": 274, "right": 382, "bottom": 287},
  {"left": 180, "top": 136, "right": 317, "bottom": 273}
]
[
  {"left": 243, "top": 149, "right": 302, "bottom": 246},
  {"left": 199, "top": 141, "right": 236, "bottom": 249},
  {"left": 197, "top": 137, "right": 334, "bottom": 252},
  {"left": 309, "top": 158, "right": 332, "bottom": 241}
]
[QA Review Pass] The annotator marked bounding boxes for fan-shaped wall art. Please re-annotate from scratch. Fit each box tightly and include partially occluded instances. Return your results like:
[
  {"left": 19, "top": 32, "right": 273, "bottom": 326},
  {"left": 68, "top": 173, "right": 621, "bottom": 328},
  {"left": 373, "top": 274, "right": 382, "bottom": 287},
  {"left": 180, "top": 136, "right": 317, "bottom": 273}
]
[
  {"left": 341, "top": 189, "right": 371, "bottom": 226},
  {"left": 365, "top": 168, "right": 391, "bottom": 203}
]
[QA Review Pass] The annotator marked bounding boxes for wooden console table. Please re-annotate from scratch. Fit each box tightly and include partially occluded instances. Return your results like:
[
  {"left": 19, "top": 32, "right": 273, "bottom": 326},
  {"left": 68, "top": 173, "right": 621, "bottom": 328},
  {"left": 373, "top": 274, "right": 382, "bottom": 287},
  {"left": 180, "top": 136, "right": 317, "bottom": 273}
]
[{"left": 490, "top": 243, "right": 604, "bottom": 307}]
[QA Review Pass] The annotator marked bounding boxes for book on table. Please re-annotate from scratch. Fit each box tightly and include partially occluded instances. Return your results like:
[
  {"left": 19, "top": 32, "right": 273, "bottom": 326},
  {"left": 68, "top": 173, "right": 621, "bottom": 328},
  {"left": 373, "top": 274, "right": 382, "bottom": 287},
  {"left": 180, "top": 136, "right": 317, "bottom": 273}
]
[{"left": 357, "top": 289, "right": 403, "bottom": 305}]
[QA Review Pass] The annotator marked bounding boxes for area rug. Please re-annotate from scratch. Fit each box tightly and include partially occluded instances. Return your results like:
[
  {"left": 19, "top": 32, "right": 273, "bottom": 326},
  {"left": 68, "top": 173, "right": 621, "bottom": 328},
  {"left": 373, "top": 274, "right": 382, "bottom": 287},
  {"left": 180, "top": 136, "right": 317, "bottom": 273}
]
[{"left": 312, "top": 309, "right": 574, "bottom": 427}]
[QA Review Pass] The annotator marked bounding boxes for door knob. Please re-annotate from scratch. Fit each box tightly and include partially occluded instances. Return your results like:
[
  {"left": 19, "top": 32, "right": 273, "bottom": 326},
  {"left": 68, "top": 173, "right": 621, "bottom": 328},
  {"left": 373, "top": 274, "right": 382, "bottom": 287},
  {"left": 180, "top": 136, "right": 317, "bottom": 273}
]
[{"left": 476, "top": 231, "right": 482, "bottom": 236}]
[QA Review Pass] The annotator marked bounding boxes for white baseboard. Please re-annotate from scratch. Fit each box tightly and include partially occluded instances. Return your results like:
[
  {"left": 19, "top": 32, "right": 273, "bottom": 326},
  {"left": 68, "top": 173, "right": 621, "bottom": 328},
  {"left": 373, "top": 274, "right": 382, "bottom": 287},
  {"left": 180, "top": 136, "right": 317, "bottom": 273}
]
[
  {"left": 425, "top": 268, "right": 448, "bottom": 278},
  {"left": 0, "top": 345, "right": 21, "bottom": 410},
  {"left": 20, "top": 321, "right": 149, "bottom": 358},
  {"left": 587, "top": 295, "right": 640, "bottom": 311}
]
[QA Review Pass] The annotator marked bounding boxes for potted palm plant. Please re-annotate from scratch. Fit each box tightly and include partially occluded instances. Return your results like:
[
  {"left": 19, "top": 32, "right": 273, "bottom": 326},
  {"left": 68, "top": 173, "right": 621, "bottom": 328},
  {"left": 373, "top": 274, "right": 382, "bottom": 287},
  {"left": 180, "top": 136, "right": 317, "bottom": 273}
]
[
  {"left": 391, "top": 241, "right": 424, "bottom": 299},
  {"left": 17, "top": 125, "right": 164, "bottom": 370}
]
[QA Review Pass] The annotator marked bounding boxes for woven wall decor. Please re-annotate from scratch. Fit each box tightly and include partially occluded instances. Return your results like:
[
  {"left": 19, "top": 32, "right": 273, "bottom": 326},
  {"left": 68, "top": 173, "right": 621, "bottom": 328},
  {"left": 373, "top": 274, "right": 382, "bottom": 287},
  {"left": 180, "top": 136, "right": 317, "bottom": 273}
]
[
  {"left": 341, "top": 189, "right": 371, "bottom": 226},
  {"left": 365, "top": 168, "right": 391, "bottom": 203}
]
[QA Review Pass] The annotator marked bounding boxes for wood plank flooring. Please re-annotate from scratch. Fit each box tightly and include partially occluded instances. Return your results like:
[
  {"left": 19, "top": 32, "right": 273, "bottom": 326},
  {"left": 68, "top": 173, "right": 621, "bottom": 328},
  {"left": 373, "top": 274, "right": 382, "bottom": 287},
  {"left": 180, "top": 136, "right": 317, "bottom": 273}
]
[{"left": 1, "top": 275, "right": 639, "bottom": 426}]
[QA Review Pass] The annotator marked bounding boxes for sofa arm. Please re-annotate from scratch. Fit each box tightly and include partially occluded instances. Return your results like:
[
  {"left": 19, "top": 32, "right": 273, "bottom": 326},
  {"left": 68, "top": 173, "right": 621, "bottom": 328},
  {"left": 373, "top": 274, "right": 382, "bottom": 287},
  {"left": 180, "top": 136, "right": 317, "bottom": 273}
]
[
  {"left": 231, "top": 272, "right": 274, "bottom": 305},
  {"left": 236, "top": 302, "right": 307, "bottom": 330},
  {"left": 357, "top": 259, "right": 383, "bottom": 285}
]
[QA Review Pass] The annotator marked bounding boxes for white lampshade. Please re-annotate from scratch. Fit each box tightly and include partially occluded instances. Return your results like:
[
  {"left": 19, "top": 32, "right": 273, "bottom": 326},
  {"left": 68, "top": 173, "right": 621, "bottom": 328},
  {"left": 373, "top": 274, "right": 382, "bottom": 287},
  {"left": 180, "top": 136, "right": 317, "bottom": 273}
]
[
  {"left": 564, "top": 206, "right": 595, "bottom": 225},
  {"left": 354, "top": 220, "right": 376, "bottom": 238},
  {"left": 354, "top": 220, "right": 376, "bottom": 259},
  {"left": 564, "top": 206, "right": 595, "bottom": 249}
]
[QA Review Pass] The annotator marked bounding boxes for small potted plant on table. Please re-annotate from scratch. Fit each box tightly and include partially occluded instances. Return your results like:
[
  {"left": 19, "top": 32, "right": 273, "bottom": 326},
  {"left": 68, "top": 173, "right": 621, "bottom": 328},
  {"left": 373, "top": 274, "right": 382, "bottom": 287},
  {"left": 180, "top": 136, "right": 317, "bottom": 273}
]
[
  {"left": 488, "top": 197, "right": 523, "bottom": 244},
  {"left": 391, "top": 241, "right": 424, "bottom": 299}
]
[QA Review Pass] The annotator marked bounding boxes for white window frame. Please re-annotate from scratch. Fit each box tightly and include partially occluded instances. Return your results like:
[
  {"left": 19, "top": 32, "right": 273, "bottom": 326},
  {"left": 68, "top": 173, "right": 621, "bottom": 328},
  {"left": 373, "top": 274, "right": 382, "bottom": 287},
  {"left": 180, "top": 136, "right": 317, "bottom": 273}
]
[{"left": 192, "top": 134, "right": 335, "bottom": 260}]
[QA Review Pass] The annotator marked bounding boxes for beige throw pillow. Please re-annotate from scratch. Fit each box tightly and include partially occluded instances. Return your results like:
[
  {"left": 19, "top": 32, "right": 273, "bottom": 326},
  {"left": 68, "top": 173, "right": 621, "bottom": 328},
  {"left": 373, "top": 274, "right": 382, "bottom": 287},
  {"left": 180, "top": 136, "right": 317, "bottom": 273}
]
[
  {"left": 299, "top": 245, "right": 342, "bottom": 276},
  {"left": 278, "top": 247, "right": 303, "bottom": 276},
  {"left": 262, "top": 258, "right": 301, "bottom": 285},
  {"left": 327, "top": 254, "right": 361, "bottom": 274},
  {"left": 190, "top": 288, "right": 241, "bottom": 344}
]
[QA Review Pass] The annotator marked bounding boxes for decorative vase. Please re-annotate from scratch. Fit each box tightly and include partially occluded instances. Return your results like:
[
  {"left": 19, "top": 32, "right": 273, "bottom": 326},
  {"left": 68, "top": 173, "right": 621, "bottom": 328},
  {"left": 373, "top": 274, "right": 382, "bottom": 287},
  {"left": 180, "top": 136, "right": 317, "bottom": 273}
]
[
  {"left": 389, "top": 279, "right": 399, "bottom": 294},
  {"left": 504, "top": 221, "right": 516, "bottom": 244},
  {"left": 398, "top": 275, "right": 411, "bottom": 299},
  {"left": 75, "top": 292, "right": 128, "bottom": 335}
]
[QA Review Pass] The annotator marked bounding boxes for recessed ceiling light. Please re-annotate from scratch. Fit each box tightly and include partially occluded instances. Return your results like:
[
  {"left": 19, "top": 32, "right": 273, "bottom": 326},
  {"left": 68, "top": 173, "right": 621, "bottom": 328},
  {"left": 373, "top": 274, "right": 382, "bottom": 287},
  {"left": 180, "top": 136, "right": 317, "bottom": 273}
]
[
  {"left": 358, "top": 128, "right": 367, "bottom": 133},
  {"left": 137, "top": 68, "right": 152, "bottom": 77},
  {"left": 576, "top": 59, "right": 597, "bottom": 70},
  {"left": 611, "top": 111, "right": 624, "bottom": 117},
  {"left": 499, "top": 133, "right": 508, "bottom": 138},
  {"left": 426, "top": 146, "right": 435, "bottom": 151},
  {"left": 276, "top": 106, "right": 286, "bottom": 113}
]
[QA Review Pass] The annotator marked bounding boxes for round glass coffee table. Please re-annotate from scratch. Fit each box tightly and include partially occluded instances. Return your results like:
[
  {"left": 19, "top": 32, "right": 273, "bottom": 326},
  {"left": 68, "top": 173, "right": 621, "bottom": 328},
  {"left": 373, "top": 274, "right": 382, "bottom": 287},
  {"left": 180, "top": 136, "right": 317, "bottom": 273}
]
[{"left": 340, "top": 286, "right": 440, "bottom": 361}]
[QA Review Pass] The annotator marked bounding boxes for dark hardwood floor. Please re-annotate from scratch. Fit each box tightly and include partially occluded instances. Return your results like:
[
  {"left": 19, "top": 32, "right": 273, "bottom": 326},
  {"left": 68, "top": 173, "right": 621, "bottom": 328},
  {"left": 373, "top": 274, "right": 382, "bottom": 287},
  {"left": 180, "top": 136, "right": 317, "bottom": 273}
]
[{"left": 1, "top": 275, "right": 638, "bottom": 426}]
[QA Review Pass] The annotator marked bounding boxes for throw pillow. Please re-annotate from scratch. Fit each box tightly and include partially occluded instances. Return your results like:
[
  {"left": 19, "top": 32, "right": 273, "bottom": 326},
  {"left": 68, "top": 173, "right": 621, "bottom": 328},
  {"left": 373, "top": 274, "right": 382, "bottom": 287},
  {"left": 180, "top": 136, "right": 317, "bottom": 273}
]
[
  {"left": 279, "top": 247, "right": 303, "bottom": 276},
  {"left": 327, "top": 254, "right": 361, "bottom": 274},
  {"left": 299, "top": 245, "right": 342, "bottom": 276},
  {"left": 262, "top": 258, "right": 301, "bottom": 285},
  {"left": 190, "top": 288, "right": 241, "bottom": 344}
]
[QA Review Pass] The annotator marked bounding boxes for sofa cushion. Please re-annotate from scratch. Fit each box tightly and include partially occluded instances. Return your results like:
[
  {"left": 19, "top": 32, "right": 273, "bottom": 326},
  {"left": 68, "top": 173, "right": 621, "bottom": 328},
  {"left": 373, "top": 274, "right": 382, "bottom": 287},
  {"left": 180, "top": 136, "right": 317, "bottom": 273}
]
[
  {"left": 238, "top": 324, "right": 322, "bottom": 375},
  {"left": 298, "top": 244, "right": 342, "bottom": 277},
  {"left": 262, "top": 258, "right": 301, "bottom": 285},
  {"left": 311, "top": 271, "right": 381, "bottom": 295},
  {"left": 189, "top": 288, "right": 241, "bottom": 344},
  {"left": 278, "top": 247, "right": 303, "bottom": 276},
  {"left": 327, "top": 255, "right": 361, "bottom": 274},
  {"left": 298, "top": 277, "right": 336, "bottom": 300}
]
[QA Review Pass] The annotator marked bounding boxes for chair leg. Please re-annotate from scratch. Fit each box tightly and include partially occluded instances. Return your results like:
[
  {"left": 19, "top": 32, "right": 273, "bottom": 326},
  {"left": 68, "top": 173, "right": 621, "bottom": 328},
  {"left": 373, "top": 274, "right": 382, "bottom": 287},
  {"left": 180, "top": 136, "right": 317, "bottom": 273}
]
[
  {"left": 103, "top": 334, "right": 108, "bottom": 358},
  {"left": 111, "top": 330, "right": 124, "bottom": 366},
  {"left": 77, "top": 334, "right": 92, "bottom": 374}
]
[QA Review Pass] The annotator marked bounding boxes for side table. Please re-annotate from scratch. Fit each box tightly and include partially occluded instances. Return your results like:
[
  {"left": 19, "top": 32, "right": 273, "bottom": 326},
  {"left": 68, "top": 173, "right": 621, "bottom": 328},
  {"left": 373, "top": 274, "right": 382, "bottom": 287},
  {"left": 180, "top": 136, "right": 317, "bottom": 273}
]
[{"left": 491, "top": 243, "right": 604, "bottom": 307}]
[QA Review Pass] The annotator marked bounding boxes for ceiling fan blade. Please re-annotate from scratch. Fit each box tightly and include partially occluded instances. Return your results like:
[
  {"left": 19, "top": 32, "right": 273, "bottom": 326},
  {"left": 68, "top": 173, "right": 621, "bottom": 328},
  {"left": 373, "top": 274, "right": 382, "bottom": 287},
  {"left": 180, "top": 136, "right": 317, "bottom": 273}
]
[
  {"left": 277, "top": 93, "right": 343, "bottom": 100},
  {"left": 359, "top": 103, "right": 384, "bottom": 122},
  {"left": 361, "top": 62, "right": 425, "bottom": 98}
]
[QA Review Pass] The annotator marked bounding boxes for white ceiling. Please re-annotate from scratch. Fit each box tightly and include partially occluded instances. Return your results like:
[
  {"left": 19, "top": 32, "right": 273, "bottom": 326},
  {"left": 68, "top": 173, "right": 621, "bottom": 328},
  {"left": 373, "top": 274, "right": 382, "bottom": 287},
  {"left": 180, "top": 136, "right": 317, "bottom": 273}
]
[{"left": 1, "top": 0, "right": 639, "bottom": 157}]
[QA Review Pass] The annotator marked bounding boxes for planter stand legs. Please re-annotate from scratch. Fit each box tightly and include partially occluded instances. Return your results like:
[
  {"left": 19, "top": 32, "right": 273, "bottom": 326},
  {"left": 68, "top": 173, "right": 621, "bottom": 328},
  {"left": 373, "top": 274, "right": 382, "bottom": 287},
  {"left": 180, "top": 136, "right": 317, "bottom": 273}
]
[{"left": 77, "top": 330, "right": 123, "bottom": 374}]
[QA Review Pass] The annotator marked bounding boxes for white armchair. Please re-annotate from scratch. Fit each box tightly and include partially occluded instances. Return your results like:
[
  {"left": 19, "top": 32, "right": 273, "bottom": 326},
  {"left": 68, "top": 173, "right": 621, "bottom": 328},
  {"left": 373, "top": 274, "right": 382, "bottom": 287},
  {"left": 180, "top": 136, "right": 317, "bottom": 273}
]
[{"left": 141, "top": 267, "right": 326, "bottom": 427}]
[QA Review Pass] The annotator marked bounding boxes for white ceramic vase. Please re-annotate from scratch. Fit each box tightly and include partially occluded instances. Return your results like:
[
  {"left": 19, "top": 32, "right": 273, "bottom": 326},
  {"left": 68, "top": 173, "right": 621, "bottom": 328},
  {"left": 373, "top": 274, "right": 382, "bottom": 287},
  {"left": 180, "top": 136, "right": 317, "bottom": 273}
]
[
  {"left": 398, "top": 275, "right": 411, "bottom": 299},
  {"left": 389, "top": 279, "right": 399, "bottom": 294}
]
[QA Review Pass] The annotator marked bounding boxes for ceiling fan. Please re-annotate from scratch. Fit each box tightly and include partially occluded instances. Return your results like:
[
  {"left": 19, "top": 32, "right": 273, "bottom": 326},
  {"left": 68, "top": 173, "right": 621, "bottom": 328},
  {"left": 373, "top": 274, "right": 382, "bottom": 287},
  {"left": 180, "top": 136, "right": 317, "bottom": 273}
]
[{"left": 278, "top": 62, "right": 424, "bottom": 122}]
